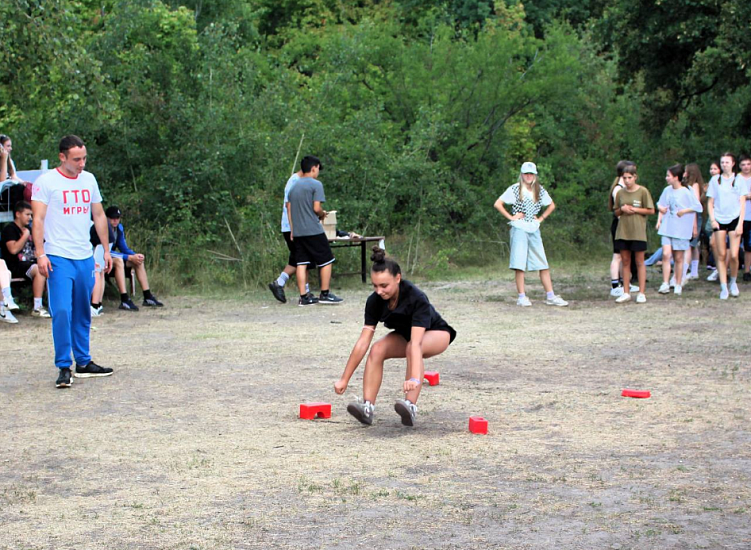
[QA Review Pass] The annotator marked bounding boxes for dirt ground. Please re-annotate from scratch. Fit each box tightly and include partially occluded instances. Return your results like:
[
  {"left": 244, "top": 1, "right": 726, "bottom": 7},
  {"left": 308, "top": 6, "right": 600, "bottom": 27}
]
[{"left": 1, "top": 267, "right": 750, "bottom": 550}]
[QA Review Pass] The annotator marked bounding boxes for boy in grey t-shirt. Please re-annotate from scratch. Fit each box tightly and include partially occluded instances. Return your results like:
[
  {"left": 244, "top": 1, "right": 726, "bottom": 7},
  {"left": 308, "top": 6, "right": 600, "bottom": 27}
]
[{"left": 286, "top": 156, "right": 343, "bottom": 306}]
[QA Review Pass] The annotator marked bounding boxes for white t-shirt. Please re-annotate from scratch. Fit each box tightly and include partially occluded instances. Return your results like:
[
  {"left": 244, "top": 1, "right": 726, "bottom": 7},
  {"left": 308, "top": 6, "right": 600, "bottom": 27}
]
[
  {"left": 707, "top": 174, "right": 745, "bottom": 225},
  {"left": 657, "top": 185, "right": 703, "bottom": 240},
  {"left": 739, "top": 174, "right": 751, "bottom": 221},
  {"left": 32, "top": 168, "right": 102, "bottom": 260},
  {"left": 280, "top": 173, "right": 300, "bottom": 233}
]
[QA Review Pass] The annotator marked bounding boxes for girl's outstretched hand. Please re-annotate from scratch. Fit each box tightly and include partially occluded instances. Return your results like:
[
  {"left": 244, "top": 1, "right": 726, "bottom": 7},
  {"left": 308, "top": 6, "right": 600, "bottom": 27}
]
[{"left": 334, "top": 379, "right": 348, "bottom": 394}]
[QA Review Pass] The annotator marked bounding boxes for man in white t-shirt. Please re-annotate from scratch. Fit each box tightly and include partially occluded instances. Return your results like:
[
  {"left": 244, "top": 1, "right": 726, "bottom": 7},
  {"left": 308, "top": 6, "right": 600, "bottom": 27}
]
[{"left": 31, "top": 135, "right": 115, "bottom": 388}]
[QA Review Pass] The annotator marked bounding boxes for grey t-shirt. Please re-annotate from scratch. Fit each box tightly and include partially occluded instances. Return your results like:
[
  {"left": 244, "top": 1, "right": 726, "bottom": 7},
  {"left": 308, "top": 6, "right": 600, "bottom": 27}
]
[{"left": 288, "top": 177, "right": 326, "bottom": 237}]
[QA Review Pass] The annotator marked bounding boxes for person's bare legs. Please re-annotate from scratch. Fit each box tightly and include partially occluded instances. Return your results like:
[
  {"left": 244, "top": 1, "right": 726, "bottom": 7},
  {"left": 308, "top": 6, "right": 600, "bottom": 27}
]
[
  {"left": 363, "top": 333, "right": 408, "bottom": 403},
  {"left": 319, "top": 263, "right": 332, "bottom": 292},
  {"left": 111, "top": 256, "right": 127, "bottom": 294},
  {"left": 662, "top": 245, "right": 673, "bottom": 285},
  {"left": 127, "top": 260, "right": 150, "bottom": 292},
  {"left": 610, "top": 253, "right": 621, "bottom": 282},
  {"left": 635, "top": 251, "right": 646, "bottom": 293},
  {"left": 92, "top": 271, "right": 105, "bottom": 304},
  {"left": 728, "top": 234, "right": 741, "bottom": 278},
  {"left": 403, "top": 331, "right": 450, "bottom": 405},
  {"left": 673, "top": 250, "right": 685, "bottom": 286},
  {"left": 539, "top": 269, "right": 553, "bottom": 293},
  {"left": 296, "top": 264, "right": 308, "bottom": 296},
  {"left": 620, "top": 250, "right": 632, "bottom": 291},
  {"left": 714, "top": 231, "right": 728, "bottom": 285},
  {"left": 514, "top": 270, "right": 525, "bottom": 295}
]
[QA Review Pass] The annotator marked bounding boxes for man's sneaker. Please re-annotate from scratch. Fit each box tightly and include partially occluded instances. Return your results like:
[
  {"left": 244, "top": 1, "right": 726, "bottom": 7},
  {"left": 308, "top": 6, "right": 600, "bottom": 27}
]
[
  {"left": 0, "top": 308, "right": 18, "bottom": 323},
  {"left": 74, "top": 361, "right": 113, "bottom": 378},
  {"left": 32, "top": 307, "right": 51, "bottom": 318},
  {"left": 674, "top": 284, "right": 682, "bottom": 296},
  {"left": 544, "top": 295, "right": 569, "bottom": 307},
  {"left": 744, "top": 273, "right": 751, "bottom": 282},
  {"left": 636, "top": 293, "right": 647, "bottom": 303},
  {"left": 119, "top": 299, "right": 139, "bottom": 311},
  {"left": 91, "top": 306, "right": 102, "bottom": 318},
  {"left": 394, "top": 399, "right": 418, "bottom": 427},
  {"left": 720, "top": 288, "right": 729, "bottom": 300},
  {"left": 610, "top": 286, "right": 624, "bottom": 297},
  {"left": 730, "top": 282, "right": 740, "bottom": 297},
  {"left": 56, "top": 368, "right": 72, "bottom": 388},
  {"left": 4, "top": 297, "right": 19, "bottom": 311},
  {"left": 346, "top": 400, "right": 374, "bottom": 425},
  {"left": 268, "top": 281, "right": 286, "bottom": 303},
  {"left": 516, "top": 296, "right": 532, "bottom": 307},
  {"left": 298, "top": 293, "right": 319, "bottom": 306},
  {"left": 707, "top": 270, "right": 719, "bottom": 282},
  {"left": 318, "top": 292, "right": 343, "bottom": 305},
  {"left": 658, "top": 282, "right": 671, "bottom": 294},
  {"left": 615, "top": 293, "right": 631, "bottom": 303},
  {"left": 142, "top": 296, "right": 164, "bottom": 307}
]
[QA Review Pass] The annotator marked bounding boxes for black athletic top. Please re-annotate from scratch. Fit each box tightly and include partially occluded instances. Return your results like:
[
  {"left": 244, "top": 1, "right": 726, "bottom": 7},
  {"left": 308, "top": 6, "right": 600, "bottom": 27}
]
[{"left": 364, "top": 279, "right": 456, "bottom": 343}]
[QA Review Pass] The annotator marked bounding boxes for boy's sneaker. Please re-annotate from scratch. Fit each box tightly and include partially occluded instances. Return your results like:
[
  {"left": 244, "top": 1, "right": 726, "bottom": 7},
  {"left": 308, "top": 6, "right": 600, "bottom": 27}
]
[
  {"left": 346, "top": 400, "right": 374, "bottom": 425},
  {"left": 674, "top": 284, "right": 682, "bottom": 296},
  {"left": 394, "top": 399, "right": 418, "bottom": 427},
  {"left": 119, "top": 299, "right": 139, "bottom": 311},
  {"left": 298, "top": 293, "right": 319, "bottom": 306},
  {"left": 268, "top": 281, "right": 286, "bottom": 303},
  {"left": 143, "top": 296, "right": 164, "bottom": 307},
  {"left": 730, "top": 282, "right": 740, "bottom": 297},
  {"left": 56, "top": 368, "right": 72, "bottom": 388},
  {"left": 318, "top": 292, "right": 343, "bottom": 305},
  {"left": 658, "top": 282, "right": 670, "bottom": 294},
  {"left": 720, "top": 288, "right": 729, "bottom": 300},
  {"left": 615, "top": 293, "right": 631, "bottom": 303},
  {"left": 4, "top": 297, "right": 19, "bottom": 310},
  {"left": 544, "top": 295, "right": 569, "bottom": 307},
  {"left": 0, "top": 308, "right": 18, "bottom": 323},
  {"left": 516, "top": 296, "right": 532, "bottom": 307},
  {"left": 610, "top": 286, "right": 624, "bottom": 297},
  {"left": 636, "top": 293, "right": 647, "bottom": 303},
  {"left": 32, "top": 307, "right": 51, "bottom": 318},
  {"left": 91, "top": 306, "right": 101, "bottom": 318},
  {"left": 707, "top": 270, "right": 719, "bottom": 282},
  {"left": 74, "top": 361, "right": 113, "bottom": 378}
]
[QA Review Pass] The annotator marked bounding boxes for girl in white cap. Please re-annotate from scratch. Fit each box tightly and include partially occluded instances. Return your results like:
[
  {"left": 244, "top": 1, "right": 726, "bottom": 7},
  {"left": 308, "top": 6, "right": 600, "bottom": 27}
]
[{"left": 494, "top": 162, "right": 568, "bottom": 307}]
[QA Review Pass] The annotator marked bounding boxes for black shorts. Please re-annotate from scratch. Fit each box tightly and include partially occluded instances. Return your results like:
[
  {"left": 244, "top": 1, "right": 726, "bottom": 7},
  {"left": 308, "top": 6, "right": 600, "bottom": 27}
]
[
  {"left": 9, "top": 260, "right": 35, "bottom": 280},
  {"left": 294, "top": 233, "right": 335, "bottom": 267},
  {"left": 282, "top": 231, "right": 296, "bottom": 266},
  {"left": 611, "top": 217, "right": 621, "bottom": 253},
  {"left": 742, "top": 221, "right": 751, "bottom": 251},
  {"left": 392, "top": 326, "right": 457, "bottom": 344},
  {"left": 614, "top": 239, "right": 647, "bottom": 252},
  {"left": 715, "top": 217, "right": 740, "bottom": 233}
]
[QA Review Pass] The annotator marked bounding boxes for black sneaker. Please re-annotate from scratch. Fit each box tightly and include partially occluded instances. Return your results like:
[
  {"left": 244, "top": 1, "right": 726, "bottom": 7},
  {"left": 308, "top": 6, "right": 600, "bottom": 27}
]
[
  {"left": 142, "top": 296, "right": 164, "bottom": 307},
  {"left": 119, "top": 299, "right": 139, "bottom": 311},
  {"left": 298, "top": 293, "right": 319, "bottom": 306},
  {"left": 55, "top": 368, "right": 72, "bottom": 388},
  {"left": 318, "top": 292, "right": 343, "bottom": 305},
  {"left": 268, "top": 281, "right": 286, "bottom": 303},
  {"left": 74, "top": 361, "right": 114, "bottom": 378},
  {"left": 744, "top": 273, "right": 751, "bottom": 282}
]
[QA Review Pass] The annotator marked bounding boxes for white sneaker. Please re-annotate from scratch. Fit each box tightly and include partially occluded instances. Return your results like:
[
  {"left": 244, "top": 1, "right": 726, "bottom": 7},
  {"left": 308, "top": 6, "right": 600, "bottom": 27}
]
[
  {"left": 629, "top": 284, "right": 639, "bottom": 293},
  {"left": 658, "top": 282, "right": 670, "bottom": 294},
  {"left": 636, "top": 293, "right": 647, "bottom": 303},
  {"left": 674, "top": 284, "right": 682, "bottom": 295},
  {"left": 669, "top": 276, "right": 676, "bottom": 288},
  {"left": 730, "top": 282, "right": 740, "bottom": 297},
  {"left": 0, "top": 308, "right": 18, "bottom": 324},
  {"left": 720, "top": 288, "right": 729, "bottom": 300},
  {"left": 4, "top": 297, "right": 19, "bottom": 311},
  {"left": 91, "top": 306, "right": 101, "bottom": 318},
  {"left": 610, "top": 286, "right": 624, "bottom": 297},
  {"left": 31, "top": 308, "right": 51, "bottom": 318},
  {"left": 516, "top": 296, "right": 532, "bottom": 307},
  {"left": 394, "top": 399, "right": 418, "bottom": 427},
  {"left": 544, "top": 295, "right": 569, "bottom": 307},
  {"left": 707, "top": 270, "right": 719, "bottom": 282},
  {"left": 615, "top": 293, "right": 631, "bottom": 303}
]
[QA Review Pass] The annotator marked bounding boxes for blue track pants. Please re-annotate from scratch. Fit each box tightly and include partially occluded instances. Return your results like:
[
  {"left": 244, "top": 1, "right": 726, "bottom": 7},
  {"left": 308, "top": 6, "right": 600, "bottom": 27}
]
[{"left": 47, "top": 255, "right": 95, "bottom": 369}]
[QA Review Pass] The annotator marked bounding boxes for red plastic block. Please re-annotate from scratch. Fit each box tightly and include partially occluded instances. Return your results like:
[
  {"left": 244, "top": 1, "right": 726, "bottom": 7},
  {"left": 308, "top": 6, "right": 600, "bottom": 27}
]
[
  {"left": 468, "top": 416, "right": 488, "bottom": 434},
  {"left": 299, "top": 402, "right": 332, "bottom": 420},
  {"left": 621, "top": 389, "right": 651, "bottom": 399},
  {"left": 423, "top": 371, "right": 440, "bottom": 386}
]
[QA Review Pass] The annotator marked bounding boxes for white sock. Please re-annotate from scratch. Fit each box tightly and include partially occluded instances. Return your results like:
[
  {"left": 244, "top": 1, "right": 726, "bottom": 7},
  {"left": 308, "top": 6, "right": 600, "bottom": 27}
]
[
  {"left": 730, "top": 276, "right": 737, "bottom": 285},
  {"left": 276, "top": 272, "right": 289, "bottom": 287},
  {"left": 682, "top": 262, "right": 689, "bottom": 280},
  {"left": 34, "top": 297, "right": 43, "bottom": 310},
  {"left": 546, "top": 291, "right": 555, "bottom": 300},
  {"left": 2, "top": 287, "right": 10, "bottom": 300},
  {"left": 518, "top": 293, "right": 526, "bottom": 299},
  {"left": 690, "top": 260, "right": 698, "bottom": 276},
  {"left": 305, "top": 283, "right": 310, "bottom": 293}
]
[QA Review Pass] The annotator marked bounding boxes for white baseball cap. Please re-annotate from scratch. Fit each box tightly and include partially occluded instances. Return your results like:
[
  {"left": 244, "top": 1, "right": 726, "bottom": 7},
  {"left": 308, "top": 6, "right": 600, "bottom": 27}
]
[{"left": 520, "top": 162, "right": 537, "bottom": 174}]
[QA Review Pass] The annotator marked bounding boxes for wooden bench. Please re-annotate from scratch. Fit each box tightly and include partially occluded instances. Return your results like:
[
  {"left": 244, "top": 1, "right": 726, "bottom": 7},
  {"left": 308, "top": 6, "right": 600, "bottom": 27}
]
[{"left": 328, "top": 236, "right": 386, "bottom": 283}]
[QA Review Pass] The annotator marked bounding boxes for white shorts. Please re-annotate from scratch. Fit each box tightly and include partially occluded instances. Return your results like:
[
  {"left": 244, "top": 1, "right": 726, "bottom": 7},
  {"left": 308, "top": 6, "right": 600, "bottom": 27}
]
[
  {"left": 661, "top": 236, "right": 690, "bottom": 251},
  {"left": 509, "top": 227, "right": 549, "bottom": 272},
  {"left": 93, "top": 245, "right": 105, "bottom": 273}
]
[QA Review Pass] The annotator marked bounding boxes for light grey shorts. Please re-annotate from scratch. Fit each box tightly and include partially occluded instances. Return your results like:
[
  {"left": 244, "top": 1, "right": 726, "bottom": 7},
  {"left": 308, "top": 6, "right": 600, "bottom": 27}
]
[
  {"left": 509, "top": 227, "right": 549, "bottom": 272},
  {"left": 661, "top": 236, "right": 690, "bottom": 251},
  {"left": 93, "top": 245, "right": 105, "bottom": 273}
]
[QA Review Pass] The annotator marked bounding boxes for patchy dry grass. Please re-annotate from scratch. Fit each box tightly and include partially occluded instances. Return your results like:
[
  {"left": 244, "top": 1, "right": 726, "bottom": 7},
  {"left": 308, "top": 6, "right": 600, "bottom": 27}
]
[{"left": 1, "top": 266, "right": 750, "bottom": 549}]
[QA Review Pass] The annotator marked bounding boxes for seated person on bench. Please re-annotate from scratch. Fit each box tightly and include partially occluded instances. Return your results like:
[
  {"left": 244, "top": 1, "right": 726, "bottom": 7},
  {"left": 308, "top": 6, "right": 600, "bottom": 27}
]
[
  {"left": 89, "top": 219, "right": 118, "bottom": 316},
  {"left": 0, "top": 259, "right": 19, "bottom": 323},
  {"left": 106, "top": 206, "right": 163, "bottom": 308},
  {"left": 0, "top": 200, "right": 50, "bottom": 318}
]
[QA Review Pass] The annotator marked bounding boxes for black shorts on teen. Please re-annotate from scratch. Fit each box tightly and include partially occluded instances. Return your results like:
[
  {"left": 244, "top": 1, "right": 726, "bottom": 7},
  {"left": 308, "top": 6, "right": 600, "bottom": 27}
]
[
  {"left": 294, "top": 232, "right": 335, "bottom": 267},
  {"left": 714, "top": 217, "right": 740, "bottom": 233},
  {"left": 392, "top": 326, "right": 457, "bottom": 345},
  {"left": 282, "top": 231, "right": 297, "bottom": 266},
  {"left": 614, "top": 239, "right": 647, "bottom": 252},
  {"left": 10, "top": 260, "right": 35, "bottom": 280},
  {"left": 611, "top": 217, "right": 622, "bottom": 253},
  {"left": 742, "top": 221, "right": 751, "bottom": 251}
]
